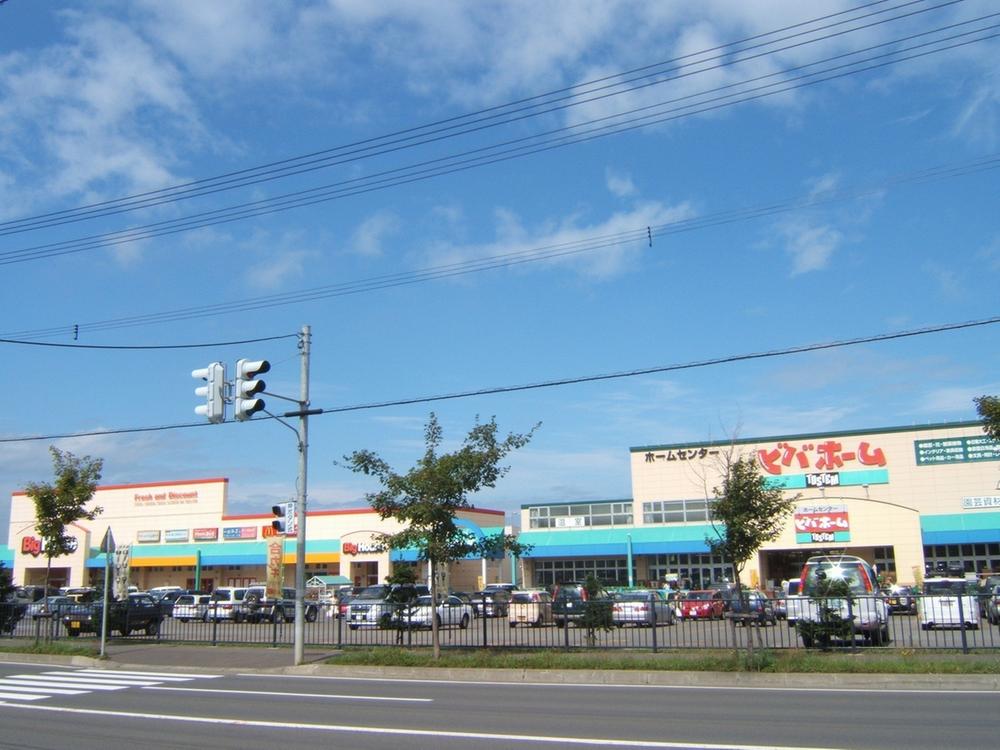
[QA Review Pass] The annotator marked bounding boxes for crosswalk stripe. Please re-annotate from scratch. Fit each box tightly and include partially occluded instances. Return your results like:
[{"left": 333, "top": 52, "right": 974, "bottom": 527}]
[
  {"left": 0, "top": 691, "right": 46, "bottom": 701},
  {"left": 74, "top": 669, "right": 221, "bottom": 680},
  {"left": 34, "top": 673, "right": 165, "bottom": 685},
  {"left": 0, "top": 682, "right": 88, "bottom": 695},
  {"left": 0, "top": 669, "right": 221, "bottom": 703},
  {"left": 1, "top": 678, "right": 129, "bottom": 691}
]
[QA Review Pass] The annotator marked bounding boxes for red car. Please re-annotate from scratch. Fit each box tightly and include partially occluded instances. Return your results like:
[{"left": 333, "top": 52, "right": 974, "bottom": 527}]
[{"left": 678, "top": 590, "right": 725, "bottom": 620}]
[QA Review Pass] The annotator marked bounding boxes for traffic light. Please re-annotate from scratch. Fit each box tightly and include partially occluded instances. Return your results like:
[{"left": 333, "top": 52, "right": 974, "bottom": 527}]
[
  {"left": 192, "top": 362, "right": 226, "bottom": 424},
  {"left": 234, "top": 358, "right": 270, "bottom": 421}
]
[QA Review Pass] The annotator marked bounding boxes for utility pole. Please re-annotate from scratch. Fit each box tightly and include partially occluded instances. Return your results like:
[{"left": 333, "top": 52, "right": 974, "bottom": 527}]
[{"left": 292, "top": 324, "right": 311, "bottom": 666}]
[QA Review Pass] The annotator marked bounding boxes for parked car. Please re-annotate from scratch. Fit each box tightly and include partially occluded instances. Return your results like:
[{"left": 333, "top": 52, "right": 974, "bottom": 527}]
[
  {"left": 26, "top": 595, "right": 75, "bottom": 620},
  {"left": 471, "top": 590, "right": 510, "bottom": 618},
  {"left": 484, "top": 582, "right": 519, "bottom": 594},
  {"left": 797, "top": 554, "right": 890, "bottom": 646},
  {"left": 919, "top": 577, "right": 979, "bottom": 630},
  {"left": 173, "top": 594, "right": 212, "bottom": 622},
  {"left": 612, "top": 590, "right": 676, "bottom": 627},
  {"left": 207, "top": 586, "right": 249, "bottom": 622},
  {"left": 783, "top": 578, "right": 805, "bottom": 625},
  {"left": 152, "top": 588, "right": 189, "bottom": 616},
  {"left": 347, "top": 583, "right": 429, "bottom": 629},
  {"left": 391, "top": 595, "right": 474, "bottom": 630},
  {"left": 728, "top": 590, "right": 777, "bottom": 626},
  {"left": 678, "top": 590, "right": 725, "bottom": 620},
  {"left": 243, "top": 585, "right": 320, "bottom": 623},
  {"left": 62, "top": 593, "right": 164, "bottom": 637},
  {"left": 509, "top": 590, "right": 553, "bottom": 627},
  {"left": 552, "top": 582, "right": 612, "bottom": 627},
  {"left": 883, "top": 584, "right": 917, "bottom": 614},
  {"left": 983, "top": 584, "right": 1000, "bottom": 625}
]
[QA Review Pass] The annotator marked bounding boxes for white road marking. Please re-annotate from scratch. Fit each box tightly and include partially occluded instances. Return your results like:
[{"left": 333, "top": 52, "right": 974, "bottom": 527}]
[
  {"left": 146, "top": 685, "right": 432, "bottom": 702},
  {"left": 239, "top": 673, "right": 1000, "bottom": 694},
  {"left": 74, "top": 669, "right": 222, "bottom": 680},
  {"left": 0, "top": 669, "right": 222, "bottom": 703},
  {"left": 0, "top": 702, "right": 848, "bottom": 749}
]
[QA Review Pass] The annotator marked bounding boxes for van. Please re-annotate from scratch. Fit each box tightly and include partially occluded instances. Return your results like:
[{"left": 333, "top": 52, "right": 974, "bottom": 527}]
[
  {"left": 919, "top": 576, "right": 979, "bottom": 630},
  {"left": 207, "top": 586, "right": 248, "bottom": 622},
  {"left": 796, "top": 554, "right": 889, "bottom": 646},
  {"left": 347, "top": 584, "right": 429, "bottom": 629},
  {"left": 783, "top": 578, "right": 804, "bottom": 625},
  {"left": 509, "top": 590, "right": 553, "bottom": 627}
]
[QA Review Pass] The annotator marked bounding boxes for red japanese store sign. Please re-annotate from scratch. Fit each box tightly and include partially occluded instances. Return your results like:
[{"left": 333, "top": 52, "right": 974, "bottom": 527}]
[{"left": 757, "top": 440, "right": 886, "bottom": 476}]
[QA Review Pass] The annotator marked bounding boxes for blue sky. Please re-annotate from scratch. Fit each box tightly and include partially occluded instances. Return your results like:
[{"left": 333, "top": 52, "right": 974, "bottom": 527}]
[{"left": 2, "top": 1, "right": 999, "bottom": 541}]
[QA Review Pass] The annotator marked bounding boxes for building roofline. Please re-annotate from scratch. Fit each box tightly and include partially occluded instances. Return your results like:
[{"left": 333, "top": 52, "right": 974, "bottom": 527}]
[
  {"left": 519, "top": 498, "right": 633, "bottom": 510},
  {"left": 629, "top": 419, "right": 988, "bottom": 454},
  {"left": 13, "top": 477, "right": 228, "bottom": 497}
]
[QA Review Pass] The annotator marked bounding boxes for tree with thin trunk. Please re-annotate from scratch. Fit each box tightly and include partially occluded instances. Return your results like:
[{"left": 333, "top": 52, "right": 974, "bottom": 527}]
[
  {"left": 706, "top": 453, "right": 798, "bottom": 666},
  {"left": 24, "top": 447, "right": 103, "bottom": 597},
  {"left": 342, "top": 413, "right": 536, "bottom": 659},
  {"left": 975, "top": 396, "right": 1000, "bottom": 441}
]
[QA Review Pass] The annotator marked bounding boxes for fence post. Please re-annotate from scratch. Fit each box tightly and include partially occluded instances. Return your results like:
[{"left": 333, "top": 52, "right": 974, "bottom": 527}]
[
  {"left": 958, "top": 594, "right": 969, "bottom": 654},
  {"left": 650, "top": 593, "right": 658, "bottom": 654},
  {"left": 482, "top": 599, "right": 488, "bottom": 649}
]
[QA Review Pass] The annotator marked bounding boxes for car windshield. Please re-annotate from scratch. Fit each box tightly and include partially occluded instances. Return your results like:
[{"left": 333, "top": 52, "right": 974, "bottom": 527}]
[
  {"left": 414, "top": 596, "right": 433, "bottom": 606},
  {"left": 801, "top": 560, "right": 872, "bottom": 595},
  {"left": 923, "top": 579, "right": 969, "bottom": 595},
  {"left": 355, "top": 587, "right": 391, "bottom": 600},
  {"left": 617, "top": 592, "right": 653, "bottom": 602},
  {"left": 687, "top": 591, "right": 713, "bottom": 600}
]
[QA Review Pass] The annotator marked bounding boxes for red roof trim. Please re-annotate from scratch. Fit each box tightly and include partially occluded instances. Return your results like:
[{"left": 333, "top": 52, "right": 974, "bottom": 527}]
[{"left": 13, "top": 477, "right": 228, "bottom": 497}]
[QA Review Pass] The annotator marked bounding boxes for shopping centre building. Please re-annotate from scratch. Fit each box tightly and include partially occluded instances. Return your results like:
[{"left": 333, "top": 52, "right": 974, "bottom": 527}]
[
  {"left": 2, "top": 477, "right": 508, "bottom": 594},
  {"left": 517, "top": 420, "right": 1000, "bottom": 590},
  {"left": 4, "top": 420, "right": 998, "bottom": 594}
]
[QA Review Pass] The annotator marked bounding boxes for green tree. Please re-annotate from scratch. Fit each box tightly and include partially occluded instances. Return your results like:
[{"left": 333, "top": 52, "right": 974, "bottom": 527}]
[
  {"left": 975, "top": 395, "right": 1000, "bottom": 441},
  {"left": 343, "top": 413, "right": 536, "bottom": 658},
  {"left": 579, "top": 574, "right": 614, "bottom": 647},
  {"left": 706, "top": 454, "right": 798, "bottom": 664},
  {"left": 24, "top": 447, "right": 104, "bottom": 597},
  {"left": 0, "top": 561, "right": 13, "bottom": 602}
]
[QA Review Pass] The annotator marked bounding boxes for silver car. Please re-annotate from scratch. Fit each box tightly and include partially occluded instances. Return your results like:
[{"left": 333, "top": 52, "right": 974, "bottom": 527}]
[{"left": 612, "top": 590, "right": 676, "bottom": 627}]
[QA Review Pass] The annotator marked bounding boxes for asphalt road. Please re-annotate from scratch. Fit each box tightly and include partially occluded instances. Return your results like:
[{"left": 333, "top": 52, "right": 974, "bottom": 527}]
[{"left": 0, "top": 662, "right": 995, "bottom": 750}]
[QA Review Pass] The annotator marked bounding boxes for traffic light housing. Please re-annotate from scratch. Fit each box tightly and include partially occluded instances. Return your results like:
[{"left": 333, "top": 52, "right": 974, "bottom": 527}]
[
  {"left": 192, "top": 362, "right": 226, "bottom": 424},
  {"left": 234, "top": 358, "right": 270, "bottom": 421}
]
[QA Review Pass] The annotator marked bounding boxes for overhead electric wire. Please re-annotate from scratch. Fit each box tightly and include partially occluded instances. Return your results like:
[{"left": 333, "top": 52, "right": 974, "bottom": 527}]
[
  {"left": 0, "top": 9, "right": 992, "bottom": 265},
  {"left": 0, "top": 0, "right": 943, "bottom": 235},
  {"left": 2, "top": 150, "right": 997, "bottom": 341},
  {"left": 2, "top": 315, "right": 996, "bottom": 444},
  {"left": 0, "top": 332, "right": 299, "bottom": 350}
]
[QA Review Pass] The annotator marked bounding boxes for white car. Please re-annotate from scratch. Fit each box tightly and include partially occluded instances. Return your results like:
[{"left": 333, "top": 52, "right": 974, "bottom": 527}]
[
  {"left": 919, "top": 577, "right": 979, "bottom": 630},
  {"left": 173, "top": 594, "right": 212, "bottom": 622},
  {"left": 394, "top": 595, "right": 474, "bottom": 630}
]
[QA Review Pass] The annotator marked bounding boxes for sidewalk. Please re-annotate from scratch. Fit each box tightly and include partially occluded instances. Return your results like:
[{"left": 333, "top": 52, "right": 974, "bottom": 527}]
[{"left": 2, "top": 642, "right": 1000, "bottom": 690}]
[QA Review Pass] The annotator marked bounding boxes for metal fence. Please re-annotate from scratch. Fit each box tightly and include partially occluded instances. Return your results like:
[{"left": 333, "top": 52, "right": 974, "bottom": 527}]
[{"left": 3, "top": 595, "right": 999, "bottom": 653}]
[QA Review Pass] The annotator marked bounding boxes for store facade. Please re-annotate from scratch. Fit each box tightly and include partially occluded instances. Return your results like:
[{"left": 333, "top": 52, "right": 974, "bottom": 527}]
[
  {"left": 5, "top": 477, "right": 509, "bottom": 593},
  {"left": 518, "top": 421, "right": 1000, "bottom": 590}
]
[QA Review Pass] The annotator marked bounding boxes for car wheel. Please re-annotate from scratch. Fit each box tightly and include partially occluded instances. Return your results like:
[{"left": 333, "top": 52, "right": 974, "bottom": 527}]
[
  {"left": 305, "top": 607, "right": 318, "bottom": 623},
  {"left": 509, "top": 622, "right": 517, "bottom": 628},
  {"left": 272, "top": 607, "right": 286, "bottom": 624},
  {"left": 67, "top": 630, "right": 79, "bottom": 638},
  {"left": 800, "top": 633, "right": 813, "bottom": 648},
  {"left": 459, "top": 614, "right": 470, "bottom": 629},
  {"left": 145, "top": 621, "right": 160, "bottom": 636},
  {"left": 921, "top": 622, "right": 931, "bottom": 631},
  {"left": 349, "top": 624, "right": 359, "bottom": 631}
]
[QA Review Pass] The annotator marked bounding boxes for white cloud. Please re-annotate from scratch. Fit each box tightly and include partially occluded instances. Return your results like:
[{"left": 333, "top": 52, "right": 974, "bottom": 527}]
[
  {"left": 921, "top": 260, "right": 963, "bottom": 298},
  {"left": 606, "top": 169, "right": 637, "bottom": 198},
  {"left": 917, "top": 385, "right": 999, "bottom": 416},
  {"left": 350, "top": 211, "right": 400, "bottom": 258},
  {"left": 778, "top": 219, "right": 842, "bottom": 276},
  {"left": 423, "top": 200, "right": 697, "bottom": 282}
]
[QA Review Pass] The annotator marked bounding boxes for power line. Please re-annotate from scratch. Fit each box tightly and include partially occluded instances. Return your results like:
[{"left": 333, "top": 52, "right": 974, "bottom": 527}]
[
  {"left": 0, "top": 0, "right": 939, "bottom": 235},
  {"left": 2, "top": 9, "right": 993, "bottom": 265},
  {"left": 2, "top": 149, "right": 996, "bottom": 342},
  {"left": 2, "top": 315, "right": 995, "bottom": 444},
  {"left": 0, "top": 332, "right": 299, "bottom": 350}
]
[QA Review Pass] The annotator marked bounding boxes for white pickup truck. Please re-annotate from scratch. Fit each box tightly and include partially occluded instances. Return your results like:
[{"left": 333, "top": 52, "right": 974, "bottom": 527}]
[{"left": 918, "top": 577, "right": 979, "bottom": 630}]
